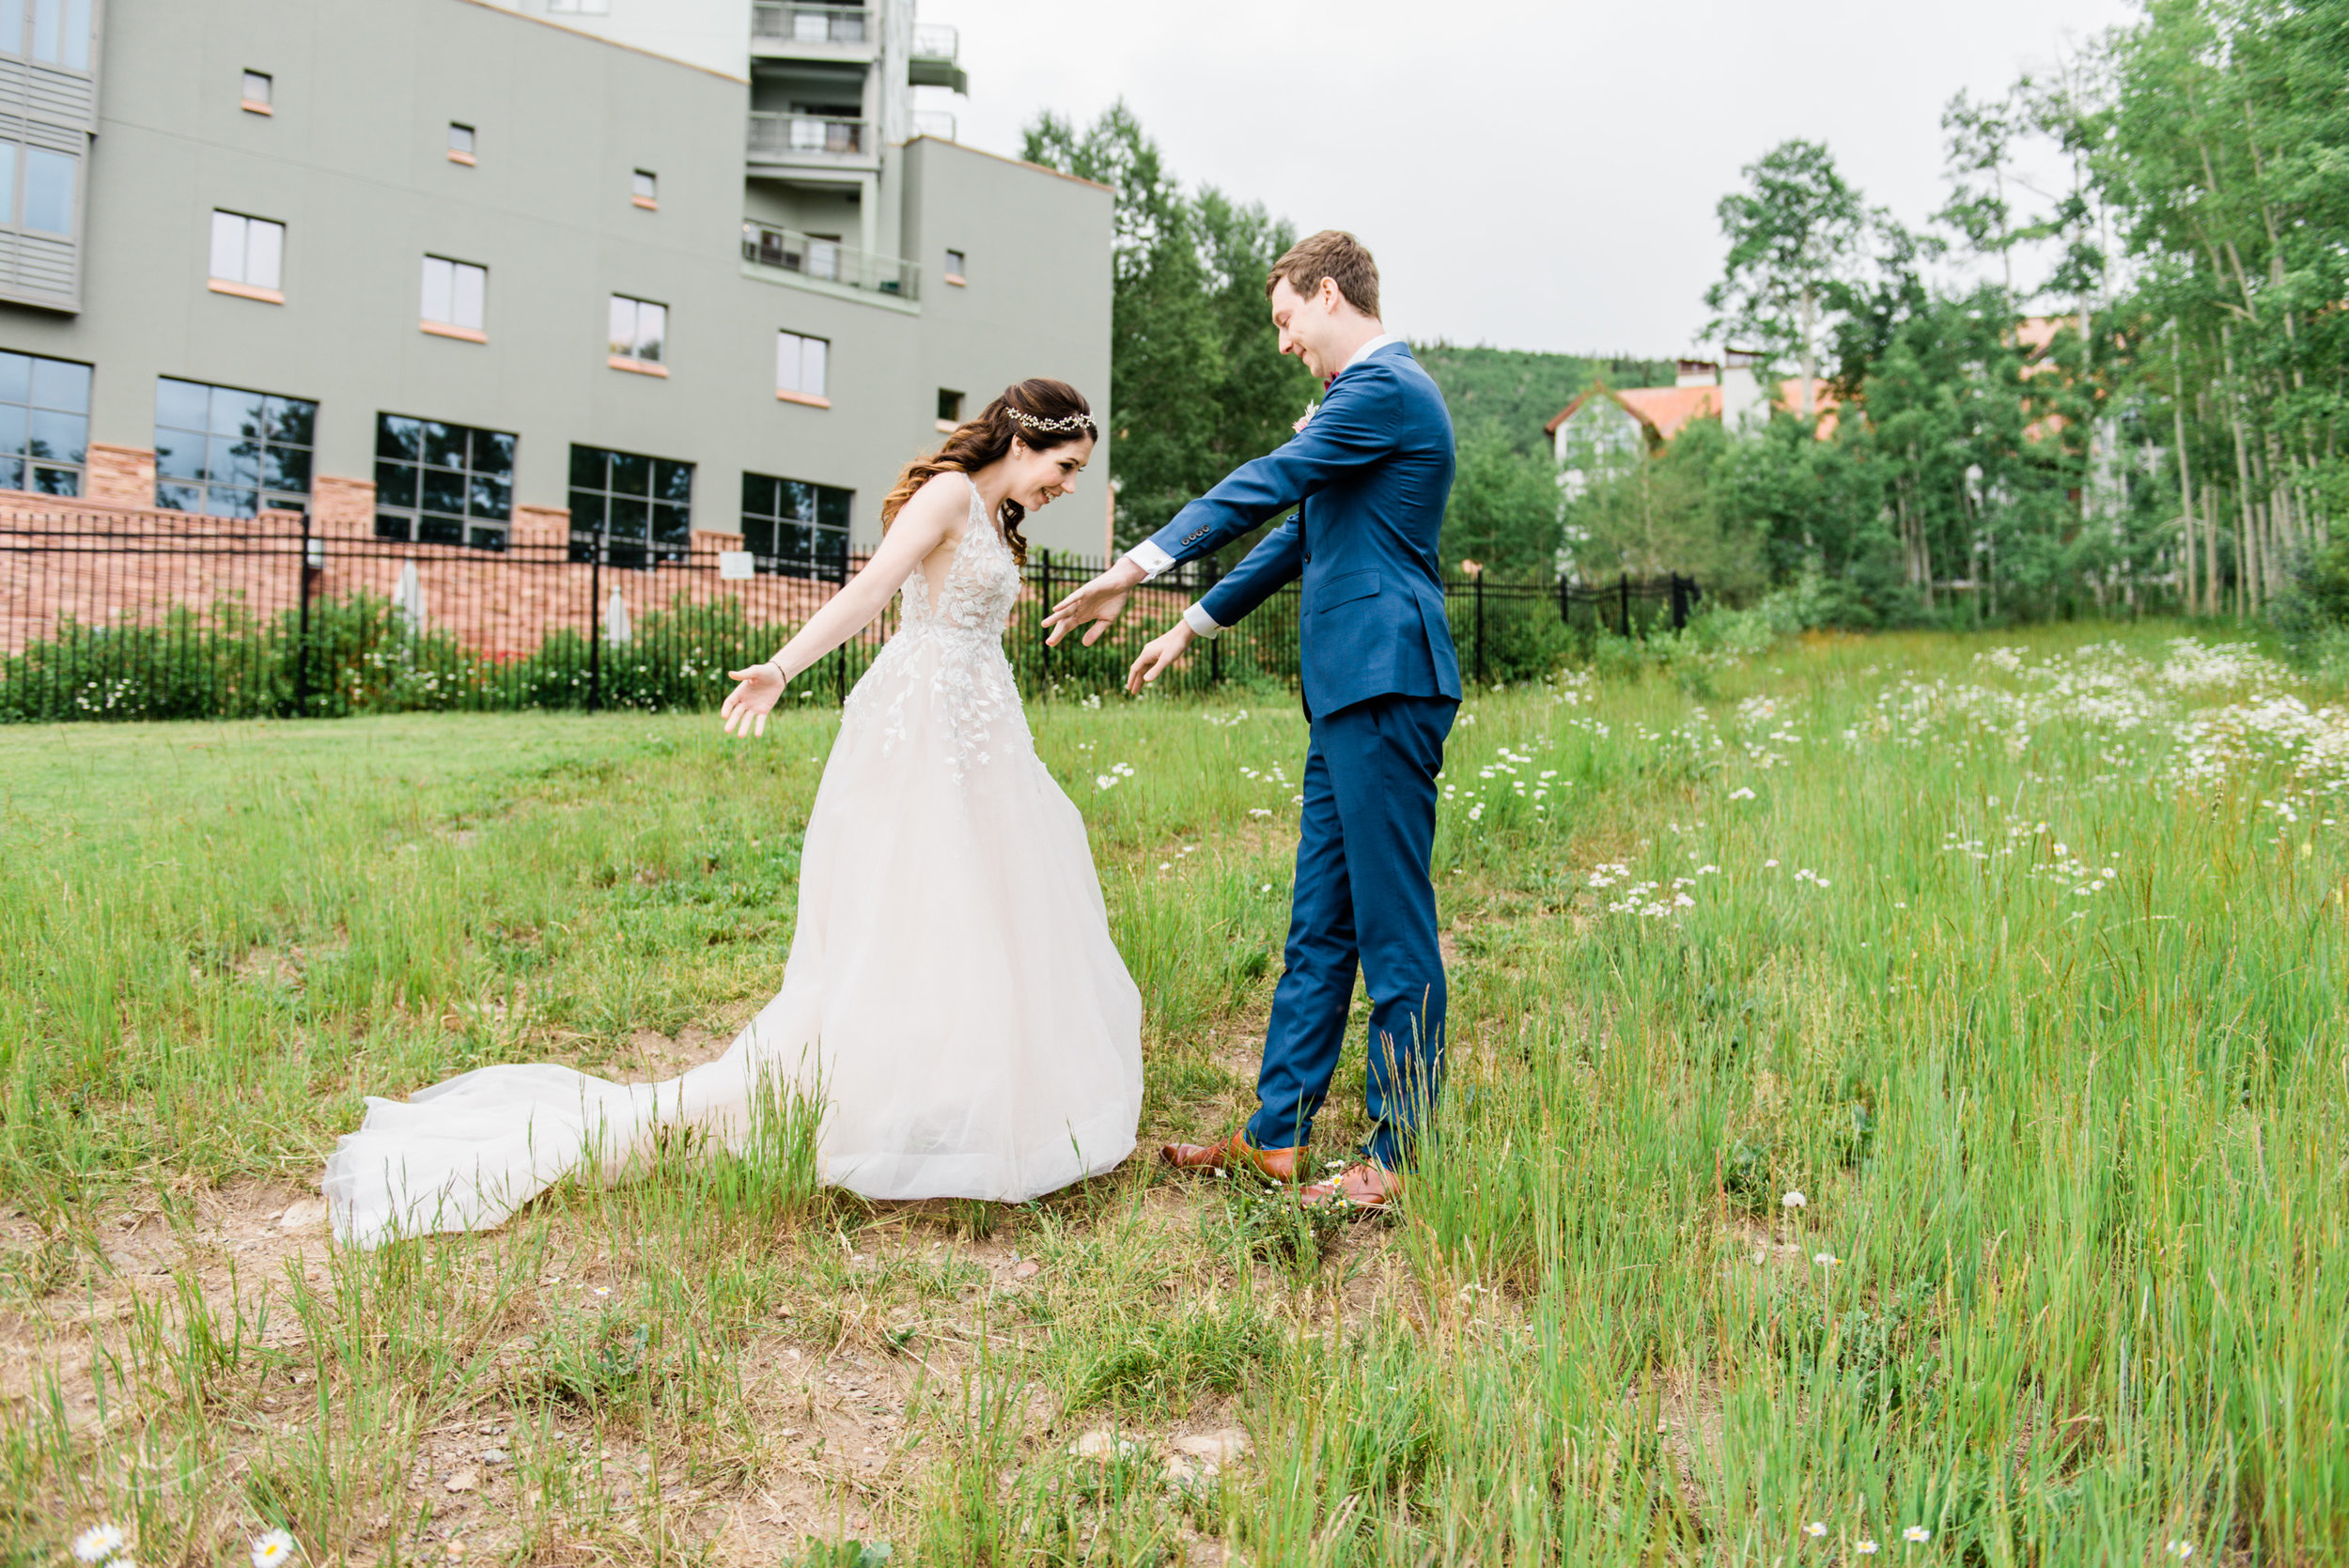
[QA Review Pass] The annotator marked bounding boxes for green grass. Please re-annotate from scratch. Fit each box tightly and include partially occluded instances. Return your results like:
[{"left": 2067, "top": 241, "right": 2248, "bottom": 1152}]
[{"left": 3, "top": 622, "right": 2345, "bottom": 1564}]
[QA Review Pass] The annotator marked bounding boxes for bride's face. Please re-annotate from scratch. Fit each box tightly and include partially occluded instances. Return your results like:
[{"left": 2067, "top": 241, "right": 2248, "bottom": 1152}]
[{"left": 1007, "top": 434, "right": 1095, "bottom": 512}]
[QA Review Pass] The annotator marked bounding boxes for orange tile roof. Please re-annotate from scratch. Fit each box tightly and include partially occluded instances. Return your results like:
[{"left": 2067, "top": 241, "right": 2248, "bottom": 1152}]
[{"left": 1546, "top": 378, "right": 1838, "bottom": 442}]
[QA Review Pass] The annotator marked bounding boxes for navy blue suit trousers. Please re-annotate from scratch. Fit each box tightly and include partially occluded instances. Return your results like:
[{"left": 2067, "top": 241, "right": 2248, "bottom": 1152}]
[{"left": 1246, "top": 692, "right": 1455, "bottom": 1168}]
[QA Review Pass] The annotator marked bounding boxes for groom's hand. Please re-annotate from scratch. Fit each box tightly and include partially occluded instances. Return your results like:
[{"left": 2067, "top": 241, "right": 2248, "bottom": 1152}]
[
  {"left": 1043, "top": 557, "right": 1147, "bottom": 647},
  {"left": 1127, "top": 622, "right": 1195, "bottom": 695}
]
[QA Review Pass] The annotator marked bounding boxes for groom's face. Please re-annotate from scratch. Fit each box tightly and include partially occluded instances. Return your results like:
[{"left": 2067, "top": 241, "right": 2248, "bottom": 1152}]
[{"left": 1269, "top": 277, "right": 1343, "bottom": 381}]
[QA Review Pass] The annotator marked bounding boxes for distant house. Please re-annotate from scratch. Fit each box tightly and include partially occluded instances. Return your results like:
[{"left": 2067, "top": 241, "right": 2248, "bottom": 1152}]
[{"left": 1545, "top": 353, "right": 1835, "bottom": 498}]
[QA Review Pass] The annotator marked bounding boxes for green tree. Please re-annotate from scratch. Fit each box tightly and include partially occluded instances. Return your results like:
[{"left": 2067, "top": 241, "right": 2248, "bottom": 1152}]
[
  {"left": 1441, "top": 432, "right": 1561, "bottom": 579},
  {"left": 1705, "top": 140, "right": 1871, "bottom": 417}
]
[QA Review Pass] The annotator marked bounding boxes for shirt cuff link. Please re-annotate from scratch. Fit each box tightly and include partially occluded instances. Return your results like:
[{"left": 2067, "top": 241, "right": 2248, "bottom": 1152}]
[{"left": 1125, "top": 540, "right": 1177, "bottom": 581}]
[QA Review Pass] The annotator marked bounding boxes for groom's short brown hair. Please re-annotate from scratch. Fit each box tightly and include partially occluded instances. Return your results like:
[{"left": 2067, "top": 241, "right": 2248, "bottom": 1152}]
[{"left": 1267, "top": 230, "right": 1380, "bottom": 319}]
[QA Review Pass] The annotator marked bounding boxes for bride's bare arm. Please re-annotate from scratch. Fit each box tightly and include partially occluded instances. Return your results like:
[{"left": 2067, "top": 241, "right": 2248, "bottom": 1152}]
[{"left": 721, "top": 474, "right": 965, "bottom": 737}]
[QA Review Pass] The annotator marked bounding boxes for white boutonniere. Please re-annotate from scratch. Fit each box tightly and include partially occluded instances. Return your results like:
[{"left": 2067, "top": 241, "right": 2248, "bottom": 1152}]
[{"left": 1294, "top": 400, "right": 1318, "bottom": 435}]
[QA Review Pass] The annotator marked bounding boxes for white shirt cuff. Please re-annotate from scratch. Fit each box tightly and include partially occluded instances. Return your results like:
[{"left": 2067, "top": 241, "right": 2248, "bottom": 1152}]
[
  {"left": 1124, "top": 540, "right": 1176, "bottom": 581},
  {"left": 1182, "top": 601, "right": 1223, "bottom": 639}
]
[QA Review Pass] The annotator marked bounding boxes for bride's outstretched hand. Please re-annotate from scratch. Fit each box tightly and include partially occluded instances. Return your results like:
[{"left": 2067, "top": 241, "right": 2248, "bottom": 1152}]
[
  {"left": 721, "top": 662, "right": 786, "bottom": 737},
  {"left": 1043, "top": 559, "right": 1143, "bottom": 647}
]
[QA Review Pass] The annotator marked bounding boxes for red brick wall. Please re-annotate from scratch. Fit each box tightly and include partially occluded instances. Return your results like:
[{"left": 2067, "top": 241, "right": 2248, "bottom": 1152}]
[{"left": 86, "top": 443, "right": 157, "bottom": 509}]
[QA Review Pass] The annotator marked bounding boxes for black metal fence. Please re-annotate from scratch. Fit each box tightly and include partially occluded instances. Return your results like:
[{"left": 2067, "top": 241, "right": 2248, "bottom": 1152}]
[{"left": 0, "top": 508, "right": 1700, "bottom": 722}]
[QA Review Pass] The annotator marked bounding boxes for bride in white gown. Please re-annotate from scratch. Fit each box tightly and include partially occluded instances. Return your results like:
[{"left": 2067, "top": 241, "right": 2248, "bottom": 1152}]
[{"left": 326, "top": 380, "right": 1143, "bottom": 1247}]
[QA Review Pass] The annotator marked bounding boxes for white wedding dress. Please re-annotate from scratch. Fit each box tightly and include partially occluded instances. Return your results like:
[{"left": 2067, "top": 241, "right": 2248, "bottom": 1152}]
[{"left": 325, "top": 476, "right": 1143, "bottom": 1247}]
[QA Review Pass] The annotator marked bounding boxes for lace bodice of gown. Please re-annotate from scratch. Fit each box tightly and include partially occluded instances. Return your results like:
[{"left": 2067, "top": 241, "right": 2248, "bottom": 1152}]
[{"left": 847, "top": 474, "right": 1024, "bottom": 782}]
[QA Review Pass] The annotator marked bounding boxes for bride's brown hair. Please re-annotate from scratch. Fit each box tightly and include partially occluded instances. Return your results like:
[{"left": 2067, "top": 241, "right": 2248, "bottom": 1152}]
[{"left": 879, "top": 378, "right": 1096, "bottom": 566}]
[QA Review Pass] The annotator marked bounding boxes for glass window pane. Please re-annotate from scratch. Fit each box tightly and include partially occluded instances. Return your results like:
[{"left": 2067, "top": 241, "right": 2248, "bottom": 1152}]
[
  {"left": 468, "top": 524, "right": 507, "bottom": 552},
  {"left": 0, "top": 4, "right": 21, "bottom": 63},
  {"left": 0, "top": 353, "right": 27, "bottom": 406},
  {"left": 608, "top": 495, "right": 649, "bottom": 539},
  {"left": 652, "top": 503, "right": 690, "bottom": 545},
  {"left": 470, "top": 472, "right": 510, "bottom": 520},
  {"left": 378, "top": 413, "right": 421, "bottom": 461},
  {"left": 776, "top": 332, "right": 800, "bottom": 395},
  {"left": 418, "top": 514, "right": 463, "bottom": 546},
  {"left": 31, "top": 462, "right": 78, "bottom": 496},
  {"left": 60, "top": 0, "right": 86, "bottom": 70},
  {"left": 157, "top": 377, "right": 210, "bottom": 432},
  {"left": 375, "top": 512, "right": 412, "bottom": 542},
  {"left": 211, "top": 383, "right": 265, "bottom": 438},
  {"left": 263, "top": 443, "right": 310, "bottom": 491},
  {"left": 265, "top": 396, "right": 315, "bottom": 448},
  {"left": 636, "top": 302, "right": 664, "bottom": 363},
  {"left": 741, "top": 517, "right": 774, "bottom": 555},
  {"left": 241, "top": 70, "right": 271, "bottom": 104},
  {"left": 654, "top": 459, "right": 692, "bottom": 504},
  {"left": 447, "top": 123, "right": 474, "bottom": 154},
  {"left": 802, "top": 336, "right": 826, "bottom": 397},
  {"left": 779, "top": 479, "right": 814, "bottom": 521},
  {"left": 421, "top": 467, "right": 466, "bottom": 515},
  {"left": 607, "top": 297, "right": 635, "bottom": 357},
  {"left": 0, "top": 404, "right": 23, "bottom": 458},
  {"left": 155, "top": 480, "right": 201, "bottom": 513},
  {"left": 453, "top": 263, "right": 485, "bottom": 331},
  {"left": 816, "top": 485, "right": 852, "bottom": 531},
  {"left": 779, "top": 523, "right": 813, "bottom": 563},
  {"left": 609, "top": 451, "right": 649, "bottom": 495},
  {"left": 568, "top": 489, "right": 604, "bottom": 532},
  {"left": 27, "top": 355, "right": 87, "bottom": 413},
  {"left": 27, "top": 409, "right": 83, "bottom": 463},
  {"left": 246, "top": 218, "right": 282, "bottom": 289},
  {"left": 740, "top": 473, "right": 774, "bottom": 518},
  {"left": 374, "top": 460, "right": 416, "bottom": 508},
  {"left": 568, "top": 444, "right": 604, "bottom": 489},
  {"left": 30, "top": 0, "right": 57, "bottom": 63},
  {"left": 208, "top": 434, "right": 258, "bottom": 486},
  {"left": 632, "top": 169, "right": 655, "bottom": 200},
  {"left": 0, "top": 142, "right": 15, "bottom": 233},
  {"left": 420, "top": 256, "right": 452, "bottom": 323},
  {"left": 474, "top": 429, "right": 515, "bottom": 477},
  {"left": 210, "top": 211, "right": 244, "bottom": 281},
  {"left": 204, "top": 485, "right": 257, "bottom": 519},
  {"left": 422, "top": 420, "right": 466, "bottom": 469},
  {"left": 155, "top": 432, "right": 204, "bottom": 481},
  {"left": 23, "top": 146, "right": 72, "bottom": 235}
]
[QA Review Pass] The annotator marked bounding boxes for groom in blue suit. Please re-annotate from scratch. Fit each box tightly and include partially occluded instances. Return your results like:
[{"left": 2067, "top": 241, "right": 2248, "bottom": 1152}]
[{"left": 1044, "top": 230, "right": 1458, "bottom": 1210}]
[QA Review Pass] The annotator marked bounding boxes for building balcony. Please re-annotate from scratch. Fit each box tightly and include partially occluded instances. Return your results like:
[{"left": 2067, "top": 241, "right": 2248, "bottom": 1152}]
[
  {"left": 750, "top": 2, "right": 878, "bottom": 60},
  {"left": 742, "top": 220, "right": 920, "bottom": 302},
  {"left": 910, "top": 23, "right": 966, "bottom": 92},
  {"left": 747, "top": 113, "right": 878, "bottom": 175}
]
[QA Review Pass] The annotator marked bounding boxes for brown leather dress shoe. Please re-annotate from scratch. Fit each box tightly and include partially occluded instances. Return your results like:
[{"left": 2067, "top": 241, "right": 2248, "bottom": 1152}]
[
  {"left": 1299, "top": 1162, "right": 1405, "bottom": 1212},
  {"left": 1159, "top": 1129, "right": 1304, "bottom": 1183}
]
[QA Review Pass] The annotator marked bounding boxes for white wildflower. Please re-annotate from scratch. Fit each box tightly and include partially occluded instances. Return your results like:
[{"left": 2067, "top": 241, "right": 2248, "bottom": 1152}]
[{"left": 74, "top": 1528, "right": 127, "bottom": 1564}]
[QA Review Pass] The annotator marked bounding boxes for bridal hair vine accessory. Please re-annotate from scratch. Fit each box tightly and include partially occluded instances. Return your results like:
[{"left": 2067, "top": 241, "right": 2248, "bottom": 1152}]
[{"left": 1011, "top": 409, "right": 1097, "bottom": 436}]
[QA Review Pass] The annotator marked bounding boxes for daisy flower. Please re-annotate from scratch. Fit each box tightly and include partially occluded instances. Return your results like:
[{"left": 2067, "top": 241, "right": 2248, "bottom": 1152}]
[
  {"left": 73, "top": 1527, "right": 127, "bottom": 1564},
  {"left": 252, "top": 1531, "right": 298, "bottom": 1568}
]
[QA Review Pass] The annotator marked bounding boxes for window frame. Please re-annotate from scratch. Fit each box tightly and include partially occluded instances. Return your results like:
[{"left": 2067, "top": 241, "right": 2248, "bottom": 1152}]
[
  {"left": 447, "top": 122, "right": 475, "bottom": 164},
  {"left": 630, "top": 169, "right": 658, "bottom": 210},
  {"left": 0, "top": 349, "right": 91, "bottom": 497},
  {"left": 568, "top": 443, "right": 693, "bottom": 570},
  {"left": 419, "top": 254, "right": 488, "bottom": 341},
  {"left": 208, "top": 210, "right": 285, "bottom": 302},
  {"left": 775, "top": 329, "right": 829, "bottom": 408},
  {"left": 943, "top": 248, "right": 966, "bottom": 286},
  {"left": 607, "top": 294, "right": 668, "bottom": 374},
  {"left": 241, "top": 70, "right": 272, "bottom": 115},
  {"left": 151, "top": 374, "right": 318, "bottom": 520},
  {"left": 739, "top": 471, "right": 852, "bottom": 583},
  {"left": 372, "top": 411, "right": 517, "bottom": 551}
]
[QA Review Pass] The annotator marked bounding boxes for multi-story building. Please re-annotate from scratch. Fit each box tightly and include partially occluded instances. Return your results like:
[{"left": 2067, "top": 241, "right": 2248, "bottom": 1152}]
[{"left": 0, "top": 0, "right": 1115, "bottom": 582}]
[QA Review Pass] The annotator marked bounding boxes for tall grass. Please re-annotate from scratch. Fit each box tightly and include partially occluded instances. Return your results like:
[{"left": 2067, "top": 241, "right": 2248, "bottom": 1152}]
[{"left": 2, "top": 623, "right": 2342, "bottom": 1562}]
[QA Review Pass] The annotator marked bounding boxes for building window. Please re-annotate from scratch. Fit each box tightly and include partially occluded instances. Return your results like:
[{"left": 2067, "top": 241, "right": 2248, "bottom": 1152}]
[
  {"left": 374, "top": 414, "right": 515, "bottom": 551},
  {"left": 241, "top": 70, "right": 272, "bottom": 114},
  {"left": 631, "top": 169, "right": 657, "bottom": 210},
  {"left": 740, "top": 473, "right": 850, "bottom": 582},
  {"left": 0, "top": 350, "right": 89, "bottom": 495},
  {"left": 943, "top": 248, "right": 966, "bottom": 286},
  {"left": 607, "top": 294, "right": 666, "bottom": 372},
  {"left": 447, "top": 122, "right": 474, "bottom": 164},
  {"left": 776, "top": 329, "right": 828, "bottom": 406},
  {"left": 568, "top": 444, "right": 692, "bottom": 569},
  {"left": 420, "top": 256, "right": 487, "bottom": 340},
  {"left": 153, "top": 377, "right": 317, "bottom": 518},
  {"left": 10, "top": 0, "right": 93, "bottom": 70},
  {"left": 209, "top": 210, "right": 284, "bottom": 300},
  {"left": 935, "top": 388, "right": 963, "bottom": 431},
  {"left": 8, "top": 143, "right": 76, "bottom": 236}
]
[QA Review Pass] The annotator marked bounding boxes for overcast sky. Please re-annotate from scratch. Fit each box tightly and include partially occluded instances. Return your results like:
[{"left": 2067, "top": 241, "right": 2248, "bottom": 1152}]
[{"left": 925, "top": 0, "right": 2141, "bottom": 359}]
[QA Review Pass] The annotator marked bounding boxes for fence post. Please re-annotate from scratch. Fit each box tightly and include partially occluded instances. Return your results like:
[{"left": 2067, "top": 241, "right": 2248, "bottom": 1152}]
[
  {"left": 293, "top": 507, "right": 314, "bottom": 718},
  {"left": 1671, "top": 573, "right": 1688, "bottom": 631},
  {"left": 1619, "top": 572, "right": 1632, "bottom": 639},
  {"left": 587, "top": 535, "right": 603, "bottom": 713},
  {"left": 1556, "top": 572, "right": 1570, "bottom": 626},
  {"left": 1205, "top": 555, "right": 1221, "bottom": 687},
  {"left": 1473, "top": 568, "right": 1486, "bottom": 686},
  {"left": 1037, "top": 549, "right": 1052, "bottom": 693}
]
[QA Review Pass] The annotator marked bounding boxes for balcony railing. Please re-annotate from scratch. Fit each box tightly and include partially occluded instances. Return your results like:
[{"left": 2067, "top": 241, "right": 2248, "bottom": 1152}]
[
  {"left": 747, "top": 113, "right": 869, "bottom": 160},
  {"left": 752, "top": 2, "right": 870, "bottom": 45},
  {"left": 909, "top": 23, "right": 966, "bottom": 91},
  {"left": 741, "top": 220, "right": 919, "bottom": 301},
  {"left": 912, "top": 110, "right": 957, "bottom": 142}
]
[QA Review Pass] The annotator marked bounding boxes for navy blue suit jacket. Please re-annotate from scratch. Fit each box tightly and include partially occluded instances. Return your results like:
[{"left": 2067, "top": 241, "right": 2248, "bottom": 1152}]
[{"left": 1144, "top": 341, "right": 1460, "bottom": 717}]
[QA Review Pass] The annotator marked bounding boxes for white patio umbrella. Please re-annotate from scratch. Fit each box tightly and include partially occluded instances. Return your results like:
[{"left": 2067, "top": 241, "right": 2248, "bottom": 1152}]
[
  {"left": 604, "top": 583, "right": 632, "bottom": 645},
  {"left": 394, "top": 560, "right": 426, "bottom": 630}
]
